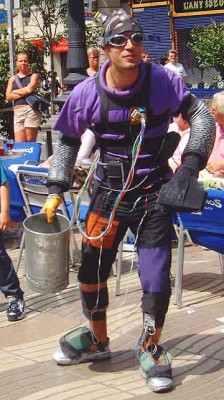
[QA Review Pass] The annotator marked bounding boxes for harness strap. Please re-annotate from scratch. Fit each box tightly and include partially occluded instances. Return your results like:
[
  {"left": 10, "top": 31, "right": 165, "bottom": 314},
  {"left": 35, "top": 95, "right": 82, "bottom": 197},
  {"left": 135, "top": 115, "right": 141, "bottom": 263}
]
[
  {"left": 95, "top": 63, "right": 151, "bottom": 124},
  {"left": 95, "top": 63, "right": 169, "bottom": 129}
]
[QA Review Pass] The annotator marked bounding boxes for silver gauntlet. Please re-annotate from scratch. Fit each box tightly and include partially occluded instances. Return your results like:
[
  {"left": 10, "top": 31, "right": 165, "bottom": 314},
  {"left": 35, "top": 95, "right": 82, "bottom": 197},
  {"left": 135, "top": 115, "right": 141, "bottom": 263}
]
[
  {"left": 47, "top": 135, "right": 80, "bottom": 191},
  {"left": 181, "top": 95, "right": 215, "bottom": 169}
]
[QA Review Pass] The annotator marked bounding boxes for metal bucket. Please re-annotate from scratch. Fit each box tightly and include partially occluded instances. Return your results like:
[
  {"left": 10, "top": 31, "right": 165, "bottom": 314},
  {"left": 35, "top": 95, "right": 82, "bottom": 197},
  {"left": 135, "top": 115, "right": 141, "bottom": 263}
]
[{"left": 23, "top": 213, "right": 70, "bottom": 294}]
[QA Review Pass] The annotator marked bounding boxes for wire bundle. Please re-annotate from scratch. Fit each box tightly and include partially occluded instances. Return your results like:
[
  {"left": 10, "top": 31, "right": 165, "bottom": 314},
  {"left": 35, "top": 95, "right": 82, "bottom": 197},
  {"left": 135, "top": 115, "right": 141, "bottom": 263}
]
[{"left": 75, "top": 117, "right": 146, "bottom": 240}]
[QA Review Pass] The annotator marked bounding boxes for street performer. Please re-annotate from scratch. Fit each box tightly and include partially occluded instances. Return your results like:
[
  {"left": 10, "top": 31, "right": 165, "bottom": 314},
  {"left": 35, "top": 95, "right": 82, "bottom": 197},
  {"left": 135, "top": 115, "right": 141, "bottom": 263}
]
[{"left": 42, "top": 9, "right": 215, "bottom": 393}]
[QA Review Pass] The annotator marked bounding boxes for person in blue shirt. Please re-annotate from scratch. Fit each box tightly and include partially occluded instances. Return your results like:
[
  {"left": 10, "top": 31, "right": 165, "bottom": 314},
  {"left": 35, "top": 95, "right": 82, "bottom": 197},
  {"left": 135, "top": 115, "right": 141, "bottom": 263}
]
[{"left": 0, "top": 160, "right": 25, "bottom": 321}]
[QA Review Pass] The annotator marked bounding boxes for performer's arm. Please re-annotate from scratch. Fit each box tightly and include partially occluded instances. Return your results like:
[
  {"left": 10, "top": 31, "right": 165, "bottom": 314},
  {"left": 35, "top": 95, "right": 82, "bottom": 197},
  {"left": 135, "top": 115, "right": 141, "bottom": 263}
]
[
  {"left": 179, "top": 94, "right": 215, "bottom": 169},
  {"left": 157, "top": 95, "right": 215, "bottom": 212}
]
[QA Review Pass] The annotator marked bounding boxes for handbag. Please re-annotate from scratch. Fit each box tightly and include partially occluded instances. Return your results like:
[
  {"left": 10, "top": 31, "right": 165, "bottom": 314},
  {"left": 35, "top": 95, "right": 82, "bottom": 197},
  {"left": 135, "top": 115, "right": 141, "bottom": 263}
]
[
  {"left": 14, "top": 74, "right": 50, "bottom": 113},
  {"left": 26, "top": 93, "right": 50, "bottom": 112}
]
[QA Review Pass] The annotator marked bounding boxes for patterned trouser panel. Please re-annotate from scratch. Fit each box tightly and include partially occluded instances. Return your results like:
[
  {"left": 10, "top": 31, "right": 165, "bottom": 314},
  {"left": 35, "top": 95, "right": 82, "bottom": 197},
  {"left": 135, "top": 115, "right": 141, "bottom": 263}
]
[{"left": 78, "top": 186, "right": 172, "bottom": 327}]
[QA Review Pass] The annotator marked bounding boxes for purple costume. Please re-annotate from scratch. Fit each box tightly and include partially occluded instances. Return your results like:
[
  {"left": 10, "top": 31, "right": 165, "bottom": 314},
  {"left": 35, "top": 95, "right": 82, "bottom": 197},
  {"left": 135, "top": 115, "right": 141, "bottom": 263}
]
[
  {"left": 49, "top": 60, "right": 214, "bottom": 329},
  {"left": 54, "top": 60, "right": 189, "bottom": 138}
]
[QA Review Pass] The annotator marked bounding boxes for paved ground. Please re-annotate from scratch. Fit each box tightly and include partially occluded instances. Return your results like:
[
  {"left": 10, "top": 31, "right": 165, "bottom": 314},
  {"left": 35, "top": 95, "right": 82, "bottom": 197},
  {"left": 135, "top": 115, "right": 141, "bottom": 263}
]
[{"left": 1, "top": 233, "right": 224, "bottom": 400}]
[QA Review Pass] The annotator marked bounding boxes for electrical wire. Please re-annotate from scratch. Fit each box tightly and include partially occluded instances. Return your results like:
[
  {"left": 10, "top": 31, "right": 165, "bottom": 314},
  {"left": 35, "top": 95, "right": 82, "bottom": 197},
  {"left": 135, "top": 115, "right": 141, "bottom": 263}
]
[
  {"left": 75, "top": 116, "right": 146, "bottom": 241},
  {"left": 90, "top": 237, "right": 104, "bottom": 346}
]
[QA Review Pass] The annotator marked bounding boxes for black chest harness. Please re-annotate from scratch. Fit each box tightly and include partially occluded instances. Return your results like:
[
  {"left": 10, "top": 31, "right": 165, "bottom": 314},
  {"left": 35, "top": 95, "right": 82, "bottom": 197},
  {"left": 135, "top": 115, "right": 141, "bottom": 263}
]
[{"left": 93, "top": 64, "right": 179, "bottom": 191}]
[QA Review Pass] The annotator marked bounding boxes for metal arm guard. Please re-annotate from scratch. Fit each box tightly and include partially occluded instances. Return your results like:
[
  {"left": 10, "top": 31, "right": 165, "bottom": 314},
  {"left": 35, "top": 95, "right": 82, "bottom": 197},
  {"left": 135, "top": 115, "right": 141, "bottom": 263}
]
[
  {"left": 180, "top": 94, "right": 215, "bottom": 169},
  {"left": 47, "top": 135, "right": 80, "bottom": 192}
]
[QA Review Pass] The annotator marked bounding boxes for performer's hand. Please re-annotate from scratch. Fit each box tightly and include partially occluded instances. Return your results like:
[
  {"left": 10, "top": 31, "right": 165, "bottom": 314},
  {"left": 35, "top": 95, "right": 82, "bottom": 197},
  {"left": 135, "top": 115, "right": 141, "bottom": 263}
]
[
  {"left": 41, "top": 194, "right": 62, "bottom": 223},
  {"left": 156, "top": 155, "right": 207, "bottom": 213}
]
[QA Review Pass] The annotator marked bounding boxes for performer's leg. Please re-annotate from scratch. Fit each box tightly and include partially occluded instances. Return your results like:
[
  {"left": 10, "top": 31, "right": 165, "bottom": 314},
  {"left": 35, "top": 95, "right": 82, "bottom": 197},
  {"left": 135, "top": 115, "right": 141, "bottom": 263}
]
[
  {"left": 80, "top": 281, "right": 109, "bottom": 345},
  {"left": 134, "top": 196, "right": 173, "bottom": 392},
  {"left": 53, "top": 205, "right": 127, "bottom": 365},
  {"left": 89, "top": 319, "right": 107, "bottom": 345},
  {"left": 79, "top": 210, "right": 126, "bottom": 344}
]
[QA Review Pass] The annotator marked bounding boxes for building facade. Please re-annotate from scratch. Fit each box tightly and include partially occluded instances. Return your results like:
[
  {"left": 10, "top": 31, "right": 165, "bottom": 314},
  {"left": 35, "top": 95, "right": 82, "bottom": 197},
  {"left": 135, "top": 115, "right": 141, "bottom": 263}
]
[{"left": 131, "top": 0, "right": 224, "bottom": 98}]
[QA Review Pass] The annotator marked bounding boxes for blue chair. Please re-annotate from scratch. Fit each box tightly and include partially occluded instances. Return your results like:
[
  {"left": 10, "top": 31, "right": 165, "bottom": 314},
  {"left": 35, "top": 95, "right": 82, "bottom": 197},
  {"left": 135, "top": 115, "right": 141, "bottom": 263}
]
[
  {"left": 16, "top": 165, "right": 73, "bottom": 217},
  {"left": 2, "top": 142, "right": 41, "bottom": 169},
  {"left": 1, "top": 141, "right": 42, "bottom": 218},
  {"left": 6, "top": 168, "right": 26, "bottom": 220},
  {"left": 174, "top": 189, "right": 224, "bottom": 308},
  {"left": 1, "top": 143, "right": 42, "bottom": 270}
]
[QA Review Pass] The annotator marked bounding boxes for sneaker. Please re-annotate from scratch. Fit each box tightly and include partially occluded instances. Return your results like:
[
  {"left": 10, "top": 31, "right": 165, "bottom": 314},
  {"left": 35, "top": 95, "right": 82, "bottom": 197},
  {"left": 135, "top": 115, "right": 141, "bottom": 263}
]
[
  {"left": 137, "top": 344, "right": 173, "bottom": 393},
  {"left": 53, "top": 326, "right": 111, "bottom": 365},
  {"left": 6, "top": 297, "right": 26, "bottom": 322}
]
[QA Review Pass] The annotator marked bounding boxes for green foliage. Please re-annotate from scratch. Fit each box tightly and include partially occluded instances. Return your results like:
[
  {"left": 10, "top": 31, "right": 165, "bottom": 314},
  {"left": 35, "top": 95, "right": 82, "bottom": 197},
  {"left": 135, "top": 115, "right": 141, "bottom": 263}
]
[
  {"left": 20, "top": 0, "right": 67, "bottom": 57},
  {"left": 0, "top": 1, "right": 100, "bottom": 134},
  {"left": 19, "top": 0, "right": 68, "bottom": 104},
  {"left": 188, "top": 21, "right": 224, "bottom": 77},
  {"left": 0, "top": 2, "right": 100, "bottom": 107},
  {"left": 85, "top": 23, "right": 101, "bottom": 48},
  {"left": 20, "top": 1, "right": 100, "bottom": 57},
  {"left": 0, "top": 29, "right": 11, "bottom": 107}
]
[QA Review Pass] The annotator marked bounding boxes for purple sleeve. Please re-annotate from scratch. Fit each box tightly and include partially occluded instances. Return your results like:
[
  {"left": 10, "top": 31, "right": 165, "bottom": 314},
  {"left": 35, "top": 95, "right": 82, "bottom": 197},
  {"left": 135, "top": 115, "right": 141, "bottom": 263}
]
[
  {"left": 150, "top": 64, "right": 190, "bottom": 115},
  {"left": 52, "top": 77, "right": 100, "bottom": 138}
]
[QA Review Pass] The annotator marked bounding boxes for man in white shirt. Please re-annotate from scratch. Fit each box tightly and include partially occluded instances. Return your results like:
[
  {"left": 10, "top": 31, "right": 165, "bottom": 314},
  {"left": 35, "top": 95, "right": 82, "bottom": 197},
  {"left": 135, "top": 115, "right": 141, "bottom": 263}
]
[{"left": 164, "top": 49, "right": 187, "bottom": 81}]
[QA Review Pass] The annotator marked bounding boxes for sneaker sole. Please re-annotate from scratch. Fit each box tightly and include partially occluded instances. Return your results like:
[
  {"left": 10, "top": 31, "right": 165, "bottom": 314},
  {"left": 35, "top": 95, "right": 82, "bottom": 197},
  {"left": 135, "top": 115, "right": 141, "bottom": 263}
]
[
  {"left": 7, "top": 311, "right": 26, "bottom": 322},
  {"left": 139, "top": 366, "right": 173, "bottom": 393},
  {"left": 53, "top": 349, "right": 112, "bottom": 365}
]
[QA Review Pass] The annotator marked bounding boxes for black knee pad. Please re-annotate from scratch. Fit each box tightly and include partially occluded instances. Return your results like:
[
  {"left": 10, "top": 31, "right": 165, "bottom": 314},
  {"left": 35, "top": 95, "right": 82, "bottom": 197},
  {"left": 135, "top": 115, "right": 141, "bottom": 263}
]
[
  {"left": 80, "top": 286, "right": 109, "bottom": 320},
  {"left": 142, "top": 289, "right": 171, "bottom": 328}
]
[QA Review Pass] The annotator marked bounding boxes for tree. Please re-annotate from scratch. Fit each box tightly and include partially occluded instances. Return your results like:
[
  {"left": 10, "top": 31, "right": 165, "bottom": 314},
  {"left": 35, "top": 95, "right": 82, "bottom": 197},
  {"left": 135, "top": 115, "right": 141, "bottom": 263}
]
[
  {"left": 85, "top": 23, "right": 101, "bottom": 48},
  {"left": 20, "top": 1, "right": 101, "bottom": 61},
  {"left": 188, "top": 21, "right": 224, "bottom": 79},
  {"left": 19, "top": 1, "right": 100, "bottom": 99},
  {"left": 20, "top": 0, "right": 67, "bottom": 92}
]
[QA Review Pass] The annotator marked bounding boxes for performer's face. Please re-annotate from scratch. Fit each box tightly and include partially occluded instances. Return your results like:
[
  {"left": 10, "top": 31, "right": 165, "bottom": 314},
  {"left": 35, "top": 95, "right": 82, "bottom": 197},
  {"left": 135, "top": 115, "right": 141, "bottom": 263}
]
[{"left": 104, "top": 30, "right": 143, "bottom": 71}]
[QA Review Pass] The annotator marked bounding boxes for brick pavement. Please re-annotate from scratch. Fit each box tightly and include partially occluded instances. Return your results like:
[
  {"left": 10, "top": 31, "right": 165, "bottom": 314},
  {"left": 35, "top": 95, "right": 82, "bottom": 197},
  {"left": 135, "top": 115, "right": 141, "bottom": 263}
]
[{"left": 1, "top": 235, "right": 224, "bottom": 400}]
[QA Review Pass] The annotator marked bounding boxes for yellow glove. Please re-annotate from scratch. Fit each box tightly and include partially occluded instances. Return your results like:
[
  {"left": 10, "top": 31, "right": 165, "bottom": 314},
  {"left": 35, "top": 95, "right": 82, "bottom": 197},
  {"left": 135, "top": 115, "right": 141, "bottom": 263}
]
[{"left": 41, "top": 194, "right": 62, "bottom": 223}]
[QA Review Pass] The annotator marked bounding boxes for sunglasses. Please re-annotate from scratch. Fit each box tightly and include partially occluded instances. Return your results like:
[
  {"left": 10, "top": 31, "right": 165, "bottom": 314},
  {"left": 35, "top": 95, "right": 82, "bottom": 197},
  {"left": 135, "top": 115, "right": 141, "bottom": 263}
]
[{"left": 107, "top": 32, "right": 143, "bottom": 47}]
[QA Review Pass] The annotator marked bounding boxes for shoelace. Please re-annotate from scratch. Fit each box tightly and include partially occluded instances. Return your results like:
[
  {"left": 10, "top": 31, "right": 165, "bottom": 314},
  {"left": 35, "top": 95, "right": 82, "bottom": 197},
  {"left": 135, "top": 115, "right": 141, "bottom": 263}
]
[{"left": 8, "top": 301, "right": 20, "bottom": 312}]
